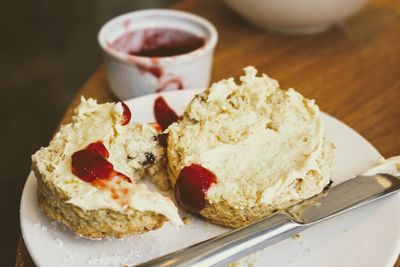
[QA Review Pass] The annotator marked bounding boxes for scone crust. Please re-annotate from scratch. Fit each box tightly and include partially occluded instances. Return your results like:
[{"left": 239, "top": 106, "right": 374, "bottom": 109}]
[{"left": 32, "top": 162, "right": 166, "bottom": 239}]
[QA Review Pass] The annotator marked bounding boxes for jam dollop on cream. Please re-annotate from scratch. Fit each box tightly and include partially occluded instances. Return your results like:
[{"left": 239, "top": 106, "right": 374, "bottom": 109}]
[
  {"left": 71, "top": 141, "right": 132, "bottom": 186},
  {"left": 120, "top": 102, "right": 131, "bottom": 126},
  {"left": 154, "top": 96, "right": 179, "bottom": 131},
  {"left": 175, "top": 164, "right": 216, "bottom": 213},
  {"left": 153, "top": 96, "right": 179, "bottom": 147},
  {"left": 111, "top": 28, "right": 205, "bottom": 58}
]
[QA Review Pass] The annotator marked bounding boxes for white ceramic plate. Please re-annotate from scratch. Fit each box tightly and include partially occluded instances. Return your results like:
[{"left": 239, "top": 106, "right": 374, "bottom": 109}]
[{"left": 20, "top": 89, "right": 400, "bottom": 267}]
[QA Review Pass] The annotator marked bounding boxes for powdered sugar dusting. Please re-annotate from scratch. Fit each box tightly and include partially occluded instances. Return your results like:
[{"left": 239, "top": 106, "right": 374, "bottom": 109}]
[
  {"left": 55, "top": 238, "right": 63, "bottom": 246},
  {"left": 63, "top": 252, "right": 78, "bottom": 262},
  {"left": 87, "top": 249, "right": 141, "bottom": 266},
  {"left": 85, "top": 236, "right": 169, "bottom": 266}
]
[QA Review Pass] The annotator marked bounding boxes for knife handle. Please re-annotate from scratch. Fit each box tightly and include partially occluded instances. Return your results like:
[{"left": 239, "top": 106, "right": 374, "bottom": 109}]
[{"left": 136, "top": 212, "right": 303, "bottom": 267}]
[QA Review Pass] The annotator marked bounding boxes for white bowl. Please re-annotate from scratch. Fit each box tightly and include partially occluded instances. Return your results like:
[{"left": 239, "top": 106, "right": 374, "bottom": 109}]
[
  {"left": 98, "top": 9, "right": 218, "bottom": 100},
  {"left": 222, "top": 0, "right": 368, "bottom": 34}
]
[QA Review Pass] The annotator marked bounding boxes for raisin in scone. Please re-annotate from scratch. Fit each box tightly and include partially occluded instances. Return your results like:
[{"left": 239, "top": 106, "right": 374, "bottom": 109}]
[
  {"left": 32, "top": 97, "right": 182, "bottom": 239},
  {"left": 167, "top": 67, "right": 334, "bottom": 228}
]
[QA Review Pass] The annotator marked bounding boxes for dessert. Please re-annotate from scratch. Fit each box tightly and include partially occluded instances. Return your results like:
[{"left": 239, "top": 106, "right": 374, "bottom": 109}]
[
  {"left": 32, "top": 97, "right": 182, "bottom": 239},
  {"left": 167, "top": 66, "right": 335, "bottom": 228}
]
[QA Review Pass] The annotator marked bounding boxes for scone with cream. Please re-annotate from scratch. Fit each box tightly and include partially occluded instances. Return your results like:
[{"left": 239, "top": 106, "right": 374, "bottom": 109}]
[
  {"left": 167, "top": 67, "right": 334, "bottom": 228},
  {"left": 32, "top": 98, "right": 182, "bottom": 238}
]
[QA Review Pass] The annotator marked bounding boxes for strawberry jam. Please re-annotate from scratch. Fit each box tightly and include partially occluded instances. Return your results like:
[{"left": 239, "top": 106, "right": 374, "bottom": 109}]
[
  {"left": 153, "top": 96, "right": 179, "bottom": 131},
  {"left": 156, "top": 78, "right": 183, "bottom": 93},
  {"left": 157, "top": 133, "right": 169, "bottom": 148},
  {"left": 136, "top": 64, "right": 163, "bottom": 79},
  {"left": 120, "top": 102, "right": 131, "bottom": 126},
  {"left": 71, "top": 142, "right": 131, "bottom": 185},
  {"left": 86, "top": 141, "right": 109, "bottom": 158},
  {"left": 174, "top": 164, "right": 216, "bottom": 213},
  {"left": 111, "top": 28, "right": 205, "bottom": 58}
]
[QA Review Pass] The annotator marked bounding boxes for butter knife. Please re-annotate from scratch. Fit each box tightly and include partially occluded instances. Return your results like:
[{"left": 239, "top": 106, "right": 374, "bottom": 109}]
[{"left": 136, "top": 174, "right": 400, "bottom": 267}]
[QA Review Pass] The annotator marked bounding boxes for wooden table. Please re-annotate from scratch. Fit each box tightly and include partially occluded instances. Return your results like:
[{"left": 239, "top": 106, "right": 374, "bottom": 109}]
[{"left": 16, "top": 0, "right": 400, "bottom": 266}]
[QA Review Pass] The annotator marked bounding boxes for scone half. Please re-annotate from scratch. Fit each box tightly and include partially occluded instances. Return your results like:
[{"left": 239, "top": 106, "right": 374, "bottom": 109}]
[
  {"left": 167, "top": 67, "right": 335, "bottom": 228},
  {"left": 32, "top": 98, "right": 182, "bottom": 239}
]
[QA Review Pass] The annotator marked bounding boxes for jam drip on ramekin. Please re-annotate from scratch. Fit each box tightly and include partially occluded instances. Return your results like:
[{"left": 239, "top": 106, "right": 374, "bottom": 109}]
[{"left": 174, "top": 164, "right": 216, "bottom": 213}]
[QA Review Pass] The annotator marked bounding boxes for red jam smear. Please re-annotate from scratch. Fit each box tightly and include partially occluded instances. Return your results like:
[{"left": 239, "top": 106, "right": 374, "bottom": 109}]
[
  {"left": 86, "top": 141, "right": 109, "bottom": 158},
  {"left": 155, "top": 78, "right": 184, "bottom": 93},
  {"left": 174, "top": 164, "right": 217, "bottom": 213},
  {"left": 120, "top": 102, "right": 131, "bottom": 126},
  {"left": 136, "top": 64, "right": 163, "bottom": 79},
  {"left": 111, "top": 28, "right": 205, "bottom": 58},
  {"left": 71, "top": 142, "right": 132, "bottom": 185},
  {"left": 135, "top": 63, "right": 184, "bottom": 92},
  {"left": 157, "top": 133, "right": 168, "bottom": 148},
  {"left": 154, "top": 96, "right": 179, "bottom": 131},
  {"left": 71, "top": 150, "right": 113, "bottom": 183}
]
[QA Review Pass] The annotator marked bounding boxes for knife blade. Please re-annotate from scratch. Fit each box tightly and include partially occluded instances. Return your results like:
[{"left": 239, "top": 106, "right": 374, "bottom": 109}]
[{"left": 136, "top": 174, "right": 400, "bottom": 267}]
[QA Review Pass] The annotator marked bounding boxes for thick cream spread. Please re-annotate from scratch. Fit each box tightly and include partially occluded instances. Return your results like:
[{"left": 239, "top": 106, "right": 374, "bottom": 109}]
[
  {"left": 362, "top": 156, "right": 400, "bottom": 176},
  {"left": 41, "top": 98, "right": 182, "bottom": 225},
  {"left": 168, "top": 67, "right": 333, "bottom": 209}
]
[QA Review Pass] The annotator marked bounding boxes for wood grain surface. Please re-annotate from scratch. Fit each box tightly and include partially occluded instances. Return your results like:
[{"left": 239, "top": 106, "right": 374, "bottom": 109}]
[{"left": 16, "top": 0, "right": 400, "bottom": 266}]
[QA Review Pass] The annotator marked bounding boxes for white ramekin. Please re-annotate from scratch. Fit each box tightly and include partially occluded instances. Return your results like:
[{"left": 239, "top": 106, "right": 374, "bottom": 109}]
[{"left": 98, "top": 9, "right": 218, "bottom": 100}]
